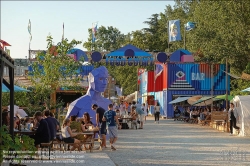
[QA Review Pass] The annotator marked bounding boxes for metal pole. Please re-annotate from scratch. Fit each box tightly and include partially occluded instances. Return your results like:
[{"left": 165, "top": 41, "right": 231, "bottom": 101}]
[
  {"left": 0, "top": 60, "right": 4, "bottom": 129},
  {"left": 108, "top": 76, "right": 111, "bottom": 100},
  {"left": 9, "top": 65, "right": 14, "bottom": 138},
  {"left": 225, "top": 58, "right": 228, "bottom": 111},
  {"left": 137, "top": 68, "right": 139, "bottom": 102},
  {"left": 211, "top": 63, "right": 214, "bottom": 112},
  {"left": 154, "top": 54, "right": 156, "bottom": 104},
  {"left": 29, "top": 42, "right": 31, "bottom": 60},
  {"left": 184, "top": 25, "right": 186, "bottom": 50}
]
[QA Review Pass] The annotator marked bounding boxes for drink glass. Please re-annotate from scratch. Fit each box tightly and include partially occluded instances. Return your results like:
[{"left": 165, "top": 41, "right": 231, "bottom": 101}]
[{"left": 30, "top": 123, "right": 33, "bottom": 130}]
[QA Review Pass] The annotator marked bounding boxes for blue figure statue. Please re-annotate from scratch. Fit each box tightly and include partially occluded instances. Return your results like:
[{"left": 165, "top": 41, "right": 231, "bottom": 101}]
[{"left": 66, "top": 66, "right": 112, "bottom": 125}]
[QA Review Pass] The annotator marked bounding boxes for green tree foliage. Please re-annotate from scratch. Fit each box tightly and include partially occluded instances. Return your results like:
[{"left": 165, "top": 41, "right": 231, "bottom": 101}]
[
  {"left": 83, "top": 26, "right": 125, "bottom": 51},
  {"left": 28, "top": 36, "right": 82, "bottom": 112},
  {"left": 83, "top": 0, "right": 250, "bottom": 95}
]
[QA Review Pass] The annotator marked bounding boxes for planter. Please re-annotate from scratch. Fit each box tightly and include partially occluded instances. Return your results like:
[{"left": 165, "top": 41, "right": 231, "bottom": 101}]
[{"left": 9, "top": 163, "right": 27, "bottom": 166}]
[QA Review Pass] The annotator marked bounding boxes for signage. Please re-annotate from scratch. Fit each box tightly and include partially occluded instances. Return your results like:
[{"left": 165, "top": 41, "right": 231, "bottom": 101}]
[{"left": 191, "top": 73, "right": 205, "bottom": 80}]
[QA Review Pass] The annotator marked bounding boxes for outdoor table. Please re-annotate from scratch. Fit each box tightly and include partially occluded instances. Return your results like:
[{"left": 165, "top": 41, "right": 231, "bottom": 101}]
[
  {"left": 14, "top": 130, "right": 36, "bottom": 135},
  {"left": 119, "top": 118, "right": 133, "bottom": 129}
]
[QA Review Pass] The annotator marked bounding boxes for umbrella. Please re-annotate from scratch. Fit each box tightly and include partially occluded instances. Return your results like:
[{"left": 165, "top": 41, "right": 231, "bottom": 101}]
[
  {"left": 192, "top": 96, "right": 214, "bottom": 106},
  {"left": 215, "top": 95, "right": 234, "bottom": 101},
  {"left": 8, "top": 105, "right": 27, "bottom": 117},
  {"left": 2, "top": 83, "right": 31, "bottom": 92},
  {"left": 241, "top": 87, "right": 250, "bottom": 92},
  {"left": 187, "top": 95, "right": 202, "bottom": 105}
]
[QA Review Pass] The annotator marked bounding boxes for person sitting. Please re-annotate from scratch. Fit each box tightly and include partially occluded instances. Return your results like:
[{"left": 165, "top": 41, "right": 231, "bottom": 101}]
[
  {"left": 43, "top": 110, "right": 59, "bottom": 141},
  {"left": 61, "top": 118, "right": 81, "bottom": 151},
  {"left": 173, "top": 106, "right": 181, "bottom": 120},
  {"left": 80, "top": 112, "right": 94, "bottom": 150},
  {"left": 32, "top": 111, "right": 51, "bottom": 148},
  {"left": 70, "top": 115, "right": 81, "bottom": 132}
]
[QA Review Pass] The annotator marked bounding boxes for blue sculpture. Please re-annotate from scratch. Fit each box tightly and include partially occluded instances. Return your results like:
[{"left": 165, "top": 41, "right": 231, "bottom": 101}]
[{"left": 66, "top": 66, "right": 112, "bottom": 125}]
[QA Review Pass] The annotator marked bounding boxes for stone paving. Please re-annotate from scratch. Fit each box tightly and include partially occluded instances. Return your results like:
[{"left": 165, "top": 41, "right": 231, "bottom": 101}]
[
  {"left": 104, "top": 116, "right": 250, "bottom": 166},
  {"left": 3, "top": 117, "right": 250, "bottom": 166}
]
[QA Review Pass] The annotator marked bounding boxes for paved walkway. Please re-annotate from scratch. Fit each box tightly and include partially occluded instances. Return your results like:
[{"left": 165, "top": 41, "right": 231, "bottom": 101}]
[
  {"left": 105, "top": 117, "right": 250, "bottom": 166},
  {"left": 3, "top": 117, "right": 249, "bottom": 166}
]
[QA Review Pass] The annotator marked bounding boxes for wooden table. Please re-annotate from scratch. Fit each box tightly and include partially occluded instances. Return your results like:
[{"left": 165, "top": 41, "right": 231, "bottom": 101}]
[
  {"left": 119, "top": 118, "right": 133, "bottom": 129},
  {"left": 14, "top": 130, "right": 36, "bottom": 135}
]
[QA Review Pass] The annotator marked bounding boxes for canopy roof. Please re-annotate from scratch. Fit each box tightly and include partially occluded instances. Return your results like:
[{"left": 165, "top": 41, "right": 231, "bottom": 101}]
[
  {"left": 106, "top": 44, "right": 151, "bottom": 57},
  {"left": 241, "top": 87, "right": 250, "bottom": 92},
  {"left": 215, "top": 95, "right": 234, "bottom": 101},
  {"left": 169, "top": 96, "right": 190, "bottom": 104}
]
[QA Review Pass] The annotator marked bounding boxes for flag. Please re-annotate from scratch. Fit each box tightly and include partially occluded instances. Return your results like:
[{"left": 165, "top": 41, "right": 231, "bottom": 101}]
[
  {"left": 138, "top": 68, "right": 145, "bottom": 84},
  {"left": 92, "top": 22, "right": 98, "bottom": 43},
  {"left": 28, "top": 19, "right": 32, "bottom": 42},
  {"left": 222, "top": 71, "right": 241, "bottom": 79},
  {"left": 62, "top": 22, "right": 64, "bottom": 41},
  {"left": 185, "top": 22, "right": 196, "bottom": 31},
  {"left": 138, "top": 68, "right": 145, "bottom": 76},
  {"left": 116, "top": 86, "right": 123, "bottom": 96},
  {"left": 155, "top": 64, "right": 163, "bottom": 80},
  {"left": 169, "top": 19, "right": 181, "bottom": 42}
]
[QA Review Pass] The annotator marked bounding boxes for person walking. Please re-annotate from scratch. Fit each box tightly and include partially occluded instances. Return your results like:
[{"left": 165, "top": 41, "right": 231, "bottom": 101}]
[
  {"left": 103, "top": 104, "right": 121, "bottom": 151},
  {"left": 92, "top": 104, "right": 107, "bottom": 148},
  {"left": 154, "top": 102, "right": 161, "bottom": 123},
  {"left": 228, "top": 103, "right": 240, "bottom": 135}
]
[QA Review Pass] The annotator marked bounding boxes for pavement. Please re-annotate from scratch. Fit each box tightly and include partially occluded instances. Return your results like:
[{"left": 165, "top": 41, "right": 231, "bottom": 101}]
[{"left": 2, "top": 116, "right": 250, "bottom": 166}]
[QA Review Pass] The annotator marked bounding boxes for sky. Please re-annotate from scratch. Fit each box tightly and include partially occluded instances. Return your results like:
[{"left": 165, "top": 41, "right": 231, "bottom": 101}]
[{"left": 1, "top": 1, "right": 175, "bottom": 59}]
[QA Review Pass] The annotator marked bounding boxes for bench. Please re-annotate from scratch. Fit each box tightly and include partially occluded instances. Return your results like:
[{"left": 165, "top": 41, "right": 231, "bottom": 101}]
[
  {"left": 94, "top": 138, "right": 103, "bottom": 150},
  {"left": 40, "top": 141, "right": 53, "bottom": 160},
  {"left": 200, "top": 115, "right": 211, "bottom": 126},
  {"left": 211, "top": 112, "right": 228, "bottom": 132}
]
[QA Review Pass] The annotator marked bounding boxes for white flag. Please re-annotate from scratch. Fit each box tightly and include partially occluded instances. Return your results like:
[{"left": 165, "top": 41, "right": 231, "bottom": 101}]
[{"left": 116, "top": 86, "right": 122, "bottom": 96}]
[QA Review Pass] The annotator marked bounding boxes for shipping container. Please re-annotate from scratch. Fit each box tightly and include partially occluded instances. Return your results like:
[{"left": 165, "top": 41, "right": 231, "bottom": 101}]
[
  {"left": 166, "top": 90, "right": 226, "bottom": 118},
  {"left": 147, "top": 71, "right": 163, "bottom": 92},
  {"left": 162, "top": 64, "right": 168, "bottom": 90},
  {"left": 167, "top": 63, "right": 230, "bottom": 91}
]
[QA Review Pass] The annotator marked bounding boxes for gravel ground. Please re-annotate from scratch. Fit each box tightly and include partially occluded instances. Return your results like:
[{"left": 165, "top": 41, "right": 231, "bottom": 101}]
[{"left": 104, "top": 116, "right": 250, "bottom": 166}]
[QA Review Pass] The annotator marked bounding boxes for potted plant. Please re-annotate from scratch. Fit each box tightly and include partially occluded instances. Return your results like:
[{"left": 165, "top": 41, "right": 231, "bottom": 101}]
[{"left": 0, "top": 125, "right": 36, "bottom": 166}]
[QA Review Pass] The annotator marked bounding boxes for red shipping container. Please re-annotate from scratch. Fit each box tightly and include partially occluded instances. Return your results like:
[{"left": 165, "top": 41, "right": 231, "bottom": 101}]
[
  {"left": 147, "top": 71, "right": 163, "bottom": 92},
  {"left": 163, "top": 64, "right": 168, "bottom": 90}
]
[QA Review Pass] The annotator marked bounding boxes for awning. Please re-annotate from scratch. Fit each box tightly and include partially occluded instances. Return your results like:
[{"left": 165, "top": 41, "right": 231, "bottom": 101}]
[
  {"left": 192, "top": 96, "right": 214, "bottom": 106},
  {"left": 169, "top": 97, "right": 190, "bottom": 104}
]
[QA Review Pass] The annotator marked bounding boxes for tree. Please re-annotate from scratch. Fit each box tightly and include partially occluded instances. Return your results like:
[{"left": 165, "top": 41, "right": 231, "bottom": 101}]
[
  {"left": 28, "top": 36, "right": 82, "bottom": 112},
  {"left": 83, "top": 26, "right": 125, "bottom": 51}
]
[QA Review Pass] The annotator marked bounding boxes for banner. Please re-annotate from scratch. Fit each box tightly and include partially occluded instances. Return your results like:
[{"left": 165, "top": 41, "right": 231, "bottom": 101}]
[
  {"left": 185, "top": 21, "right": 195, "bottom": 31},
  {"left": 28, "top": 19, "right": 32, "bottom": 42},
  {"left": 155, "top": 64, "right": 163, "bottom": 80},
  {"left": 92, "top": 22, "right": 98, "bottom": 43},
  {"left": 169, "top": 19, "right": 181, "bottom": 42}
]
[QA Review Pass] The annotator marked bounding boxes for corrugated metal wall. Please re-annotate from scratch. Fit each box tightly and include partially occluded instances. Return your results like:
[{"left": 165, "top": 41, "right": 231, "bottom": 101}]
[
  {"left": 166, "top": 90, "right": 226, "bottom": 118},
  {"left": 147, "top": 91, "right": 164, "bottom": 115},
  {"left": 163, "top": 64, "right": 168, "bottom": 90},
  {"left": 147, "top": 71, "right": 163, "bottom": 92},
  {"left": 167, "top": 63, "right": 230, "bottom": 91}
]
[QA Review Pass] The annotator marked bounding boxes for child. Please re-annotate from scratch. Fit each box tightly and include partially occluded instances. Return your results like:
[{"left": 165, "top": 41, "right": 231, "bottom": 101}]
[{"left": 61, "top": 118, "right": 81, "bottom": 151}]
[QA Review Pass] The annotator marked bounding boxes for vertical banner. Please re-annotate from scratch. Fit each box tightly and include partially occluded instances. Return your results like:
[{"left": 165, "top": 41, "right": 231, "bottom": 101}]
[
  {"left": 92, "top": 22, "right": 98, "bottom": 43},
  {"left": 169, "top": 19, "right": 181, "bottom": 42},
  {"left": 28, "top": 19, "right": 32, "bottom": 42}
]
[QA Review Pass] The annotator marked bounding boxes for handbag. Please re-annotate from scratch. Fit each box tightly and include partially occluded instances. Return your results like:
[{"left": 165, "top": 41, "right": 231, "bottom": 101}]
[{"left": 137, "top": 120, "right": 140, "bottom": 124}]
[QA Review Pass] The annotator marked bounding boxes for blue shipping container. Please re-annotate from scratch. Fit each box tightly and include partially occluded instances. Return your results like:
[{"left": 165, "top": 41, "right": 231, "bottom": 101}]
[{"left": 167, "top": 63, "right": 230, "bottom": 91}]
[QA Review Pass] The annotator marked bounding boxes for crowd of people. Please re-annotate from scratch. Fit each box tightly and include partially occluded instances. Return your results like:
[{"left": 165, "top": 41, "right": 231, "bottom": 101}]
[{"left": 1, "top": 100, "right": 164, "bottom": 151}]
